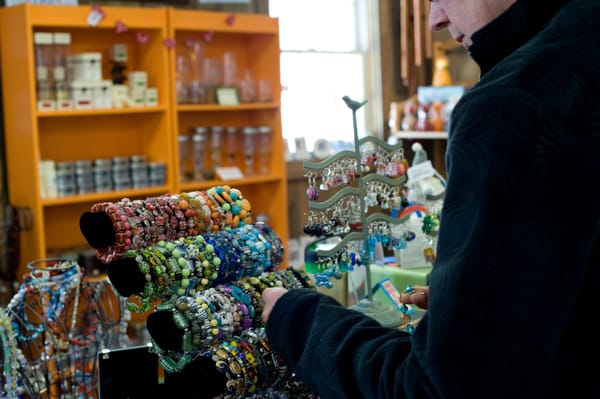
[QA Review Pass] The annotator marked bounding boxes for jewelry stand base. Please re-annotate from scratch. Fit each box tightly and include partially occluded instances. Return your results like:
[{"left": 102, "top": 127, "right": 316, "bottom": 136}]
[{"left": 349, "top": 298, "right": 402, "bottom": 328}]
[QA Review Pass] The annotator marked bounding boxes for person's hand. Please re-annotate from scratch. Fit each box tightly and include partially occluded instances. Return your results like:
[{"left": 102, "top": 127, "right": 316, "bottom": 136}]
[
  {"left": 262, "top": 287, "right": 288, "bottom": 323},
  {"left": 400, "top": 285, "right": 429, "bottom": 309}
]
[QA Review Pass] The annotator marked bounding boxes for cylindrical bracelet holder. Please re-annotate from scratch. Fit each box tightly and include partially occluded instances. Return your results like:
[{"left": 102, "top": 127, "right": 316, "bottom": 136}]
[
  {"left": 105, "top": 222, "right": 285, "bottom": 312},
  {"left": 145, "top": 268, "right": 314, "bottom": 372},
  {"left": 79, "top": 185, "right": 252, "bottom": 264}
]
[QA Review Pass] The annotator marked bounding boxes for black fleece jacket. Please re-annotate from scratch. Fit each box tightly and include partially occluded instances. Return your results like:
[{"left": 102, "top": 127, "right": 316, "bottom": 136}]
[{"left": 266, "top": 0, "right": 600, "bottom": 398}]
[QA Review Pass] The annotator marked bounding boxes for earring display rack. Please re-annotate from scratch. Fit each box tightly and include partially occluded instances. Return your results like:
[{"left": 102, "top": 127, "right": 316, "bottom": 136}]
[{"left": 302, "top": 96, "right": 419, "bottom": 328}]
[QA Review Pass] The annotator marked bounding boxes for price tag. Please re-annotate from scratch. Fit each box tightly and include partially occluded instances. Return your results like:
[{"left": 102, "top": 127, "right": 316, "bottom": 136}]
[
  {"left": 215, "top": 166, "right": 244, "bottom": 180},
  {"left": 407, "top": 160, "right": 435, "bottom": 183}
]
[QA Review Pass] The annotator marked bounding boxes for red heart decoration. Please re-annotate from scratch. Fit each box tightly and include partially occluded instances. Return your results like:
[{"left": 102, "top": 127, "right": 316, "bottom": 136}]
[
  {"left": 163, "top": 38, "right": 176, "bottom": 49},
  {"left": 115, "top": 20, "right": 128, "bottom": 34},
  {"left": 136, "top": 31, "right": 150, "bottom": 44},
  {"left": 226, "top": 13, "right": 236, "bottom": 26},
  {"left": 202, "top": 31, "right": 214, "bottom": 43}
]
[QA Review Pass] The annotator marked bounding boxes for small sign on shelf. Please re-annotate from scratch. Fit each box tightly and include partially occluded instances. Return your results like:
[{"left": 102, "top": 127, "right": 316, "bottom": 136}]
[{"left": 215, "top": 166, "right": 244, "bottom": 180}]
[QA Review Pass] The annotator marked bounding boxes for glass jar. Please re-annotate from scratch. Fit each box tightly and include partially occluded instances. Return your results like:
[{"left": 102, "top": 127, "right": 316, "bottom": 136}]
[
  {"left": 210, "top": 125, "right": 224, "bottom": 170},
  {"left": 178, "top": 134, "right": 191, "bottom": 181},
  {"left": 225, "top": 126, "right": 238, "bottom": 166},
  {"left": 256, "top": 125, "right": 273, "bottom": 174},
  {"left": 192, "top": 127, "right": 208, "bottom": 180},
  {"left": 242, "top": 126, "right": 258, "bottom": 176}
]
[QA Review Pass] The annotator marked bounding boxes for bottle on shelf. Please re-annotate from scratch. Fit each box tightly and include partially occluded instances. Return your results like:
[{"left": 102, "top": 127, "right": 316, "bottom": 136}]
[
  {"left": 222, "top": 51, "right": 238, "bottom": 89},
  {"left": 239, "top": 69, "right": 256, "bottom": 103},
  {"left": 256, "top": 125, "right": 273, "bottom": 175},
  {"left": 186, "top": 38, "right": 205, "bottom": 104},
  {"left": 225, "top": 126, "right": 238, "bottom": 166},
  {"left": 175, "top": 47, "right": 192, "bottom": 104},
  {"left": 202, "top": 57, "right": 222, "bottom": 104},
  {"left": 192, "top": 127, "right": 208, "bottom": 181},
  {"left": 178, "top": 134, "right": 191, "bottom": 182},
  {"left": 242, "top": 126, "right": 257, "bottom": 176},
  {"left": 52, "top": 32, "right": 71, "bottom": 110},
  {"left": 210, "top": 125, "right": 224, "bottom": 171},
  {"left": 34, "top": 32, "right": 55, "bottom": 111}
]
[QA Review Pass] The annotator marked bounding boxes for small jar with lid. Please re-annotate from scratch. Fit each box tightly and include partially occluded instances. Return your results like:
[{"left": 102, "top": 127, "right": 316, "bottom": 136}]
[
  {"left": 112, "top": 156, "right": 131, "bottom": 191},
  {"left": 94, "top": 158, "right": 113, "bottom": 192},
  {"left": 130, "top": 155, "right": 149, "bottom": 188},
  {"left": 56, "top": 161, "right": 76, "bottom": 197},
  {"left": 34, "top": 32, "right": 55, "bottom": 110},
  {"left": 75, "top": 159, "right": 95, "bottom": 194}
]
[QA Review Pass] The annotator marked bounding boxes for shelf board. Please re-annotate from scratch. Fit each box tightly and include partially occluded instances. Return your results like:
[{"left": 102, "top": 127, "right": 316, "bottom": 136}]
[
  {"left": 37, "top": 106, "right": 167, "bottom": 118},
  {"left": 177, "top": 102, "right": 280, "bottom": 112},
  {"left": 41, "top": 186, "right": 170, "bottom": 207},
  {"left": 179, "top": 175, "right": 282, "bottom": 192},
  {"left": 391, "top": 131, "right": 448, "bottom": 140}
]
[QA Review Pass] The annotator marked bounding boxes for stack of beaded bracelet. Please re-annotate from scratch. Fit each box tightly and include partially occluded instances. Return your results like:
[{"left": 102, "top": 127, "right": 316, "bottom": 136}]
[
  {"left": 206, "top": 328, "right": 320, "bottom": 399},
  {"left": 116, "top": 223, "right": 286, "bottom": 312},
  {"left": 88, "top": 186, "right": 252, "bottom": 263},
  {"left": 148, "top": 268, "right": 314, "bottom": 374}
]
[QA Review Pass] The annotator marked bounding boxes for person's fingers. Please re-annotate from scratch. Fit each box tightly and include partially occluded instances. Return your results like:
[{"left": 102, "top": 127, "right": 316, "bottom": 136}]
[
  {"left": 400, "top": 286, "right": 429, "bottom": 309},
  {"left": 261, "top": 287, "right": 288, "bottom": 323}
]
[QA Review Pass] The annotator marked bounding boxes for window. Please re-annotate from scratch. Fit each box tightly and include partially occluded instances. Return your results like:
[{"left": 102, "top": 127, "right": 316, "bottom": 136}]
[{"left": 269, "top": 0, "right": 383, "bottom": 154}]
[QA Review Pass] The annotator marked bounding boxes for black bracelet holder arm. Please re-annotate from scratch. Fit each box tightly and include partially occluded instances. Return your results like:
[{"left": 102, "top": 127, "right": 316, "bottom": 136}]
[
  {"left": 79, "top": 211, "right": 117, "bottom": 250},
  {"left": 80, "top": 211, "right": 227, "bottom": 397},
  {"left": 80, "top": 211, "right": 148, "bottom": 295}
]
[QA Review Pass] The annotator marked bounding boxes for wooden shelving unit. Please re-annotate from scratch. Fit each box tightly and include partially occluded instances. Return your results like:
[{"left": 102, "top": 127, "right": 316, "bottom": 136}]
[{"left": 0, "top": 4, "right": 288, "bottom": 279}]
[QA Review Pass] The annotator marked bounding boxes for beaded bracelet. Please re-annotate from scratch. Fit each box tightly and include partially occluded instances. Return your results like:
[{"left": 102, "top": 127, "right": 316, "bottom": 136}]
[
  {"left": 85, "top": 187, "right": 253, "bottom": 263},
  {"left": 112, "top": 223, "right": 285, "bottom": 312},
  {"left": 147, "top": 268, "right": 316, "bottom": 373}
]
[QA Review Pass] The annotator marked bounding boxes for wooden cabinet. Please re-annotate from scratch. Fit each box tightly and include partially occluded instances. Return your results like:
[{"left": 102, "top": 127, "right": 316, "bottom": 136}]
[
  {"left": 0, "top": 4, "right": 288, "bottom": 279},
  {"left": 167, "top": 7, "right": 288, "bottom": 256}
]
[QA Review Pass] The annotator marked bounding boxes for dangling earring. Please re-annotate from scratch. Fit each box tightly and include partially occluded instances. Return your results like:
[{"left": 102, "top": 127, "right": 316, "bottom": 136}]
[{"left": 306, "top": 174, "right": 319, "bottom": 201}]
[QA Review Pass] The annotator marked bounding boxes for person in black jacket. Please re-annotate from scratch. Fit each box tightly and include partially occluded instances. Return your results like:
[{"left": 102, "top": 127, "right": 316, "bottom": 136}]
[{"left": 261, "top": 0, "right": 600, "bottom": 398}]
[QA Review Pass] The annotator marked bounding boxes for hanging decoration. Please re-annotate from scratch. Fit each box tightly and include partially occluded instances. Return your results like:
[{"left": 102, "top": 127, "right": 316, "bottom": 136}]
[
  {"left": 226, "top": 13, "right": 236, "bottom": 26},
  {"left": 202, "top": 31, "right": 215, "bottom": 43},
  {"left": 136, "top": 31, "right": 151, "bottom": 45},
  {"left": 115, "top": 19, "right": 128, "bottom": 34},
  {"left": 86, "top": 5, "right": 106, "bottom": 27},
  {"left": 163, "top": 38, "right": 176, "bottom": 49}
]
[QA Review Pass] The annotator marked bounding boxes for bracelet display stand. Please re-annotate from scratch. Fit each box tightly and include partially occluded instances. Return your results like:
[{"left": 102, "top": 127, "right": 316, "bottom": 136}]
[
  {"left": 0, "top": 258, "right": 129, "bottom": 398},
  {"left": 302, "top": 96, "right": 421, "bottom": 328},
  {"left": 79, "top": 187, "right": 321, "bottom": 399}
]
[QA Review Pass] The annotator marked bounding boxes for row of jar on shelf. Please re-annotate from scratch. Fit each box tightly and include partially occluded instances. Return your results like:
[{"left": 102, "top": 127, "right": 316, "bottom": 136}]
[
  {"left": 176, "top": 44, "right": 273, "bottom": 105},
  {"left": 39, "top": 156, "right": 167, "bottom": 198},
  {"left": 178, "top": 124, "right": 273, "bottom": 181},
  {"left": 34, "top": 31, "right": 157, "bottom": 111}
]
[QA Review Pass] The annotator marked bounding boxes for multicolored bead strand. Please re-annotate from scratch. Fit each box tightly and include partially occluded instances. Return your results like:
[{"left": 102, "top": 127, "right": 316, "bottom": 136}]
[
  {"left": 86, "top": 186, "right": 253, "bottom": 263},
  {"left": 114, "top": 223, "right": 284, "bottom": 313}
]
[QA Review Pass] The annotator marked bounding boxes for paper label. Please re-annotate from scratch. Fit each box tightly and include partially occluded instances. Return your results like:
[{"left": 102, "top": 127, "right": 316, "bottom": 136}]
[
  {"left": 215, "top": 166, "right": 244, "bottom": 180},
  {"left": 407, "top": 160, "right": 435, "bottom": 183}
]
